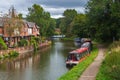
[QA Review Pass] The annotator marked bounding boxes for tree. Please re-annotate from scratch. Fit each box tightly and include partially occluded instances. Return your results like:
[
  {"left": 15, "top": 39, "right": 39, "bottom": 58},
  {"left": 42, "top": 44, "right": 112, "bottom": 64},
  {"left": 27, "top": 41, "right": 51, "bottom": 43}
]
[
  {"left": 26, "top": 4, "right": 55, "bottom": 37},
  {"left": 18, "top": 13, "right": 23, "bottom": 19},
  {"left": 4, "top": 18, "right": 23, "bottom": 47},
  {"left": 46, "top": 19, "right": 56, "bottom": 37},
  {"left": 72, "top": 14, "right": 88, "bottom": 37},
  {"left": 60, "top": 9, "right": 77, "bottom": 36},
  {"left": 86, "top": 0, "right": 120, "bottom": 42}
]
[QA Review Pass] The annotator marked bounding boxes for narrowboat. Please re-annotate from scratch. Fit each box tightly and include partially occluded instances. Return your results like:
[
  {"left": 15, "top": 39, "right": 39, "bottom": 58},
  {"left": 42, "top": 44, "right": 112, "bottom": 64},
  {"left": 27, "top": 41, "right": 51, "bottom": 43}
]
[{"left": 66, "top": 47, "right": 89, "bottom": 66}]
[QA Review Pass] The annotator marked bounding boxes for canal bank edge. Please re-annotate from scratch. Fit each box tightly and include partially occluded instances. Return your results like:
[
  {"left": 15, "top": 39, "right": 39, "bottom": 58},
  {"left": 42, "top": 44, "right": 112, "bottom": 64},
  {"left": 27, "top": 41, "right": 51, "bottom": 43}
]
[
  {"left": 58, "top": 45, "right": 99, "bottom": 80},
  {"left": 0, "top": 41, "right": 52, "bottom": 60}
]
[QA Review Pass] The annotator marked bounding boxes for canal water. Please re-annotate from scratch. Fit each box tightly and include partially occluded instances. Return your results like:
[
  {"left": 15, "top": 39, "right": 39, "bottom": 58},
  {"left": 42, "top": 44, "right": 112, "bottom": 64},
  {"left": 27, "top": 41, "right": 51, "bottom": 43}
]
[{"left": 0, "top": 40, "right": 76, "bottom": 80}]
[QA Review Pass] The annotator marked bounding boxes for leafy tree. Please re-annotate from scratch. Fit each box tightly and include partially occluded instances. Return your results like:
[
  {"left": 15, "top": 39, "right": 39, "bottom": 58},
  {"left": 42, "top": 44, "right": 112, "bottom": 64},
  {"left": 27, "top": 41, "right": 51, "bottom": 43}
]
[
  {"left": 26, "top": 4, "right": 55, "bottom": 37},
  {"left": 72, "top": 14, "right": 88, "bottom": 37},
  {"left": 86, "top": 0, "right": 120, "bottom": 41},
  {"left": 4, "top": 18, "right": 23, "bottom": 47},
  {"left": 18, "top": 13, "right": 23, "bottom": 19},
  {"left": 46, "top": 19, "right": 56, "bottom": 37},
  {"left": 55, "top": 18, "right": 61, "bottom": 28},
  {"left": 60, "top": 9, "right": 77, "bottom": 36},
  {"left": 59, "top": 18, "right": 66, "bottom": 35}
]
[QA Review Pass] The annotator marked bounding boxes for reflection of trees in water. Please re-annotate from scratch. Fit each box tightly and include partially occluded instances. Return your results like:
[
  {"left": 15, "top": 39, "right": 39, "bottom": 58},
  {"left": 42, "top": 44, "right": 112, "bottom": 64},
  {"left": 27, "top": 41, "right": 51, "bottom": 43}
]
[{"left": 0, "top": 47, "right": 50, "bottom": 71}]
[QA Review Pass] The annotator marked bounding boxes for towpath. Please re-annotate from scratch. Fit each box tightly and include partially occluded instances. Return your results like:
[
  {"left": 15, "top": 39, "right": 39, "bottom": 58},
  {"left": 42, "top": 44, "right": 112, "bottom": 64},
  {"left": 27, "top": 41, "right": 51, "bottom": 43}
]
[{"left": 78, "top": 45, "right": 106, "bottom": 80}]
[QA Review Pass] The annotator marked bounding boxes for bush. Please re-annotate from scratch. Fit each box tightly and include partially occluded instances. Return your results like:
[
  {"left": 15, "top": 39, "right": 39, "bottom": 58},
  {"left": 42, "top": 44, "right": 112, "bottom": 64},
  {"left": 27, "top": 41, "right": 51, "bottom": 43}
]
[
  {"left": 30, "top": 37, "right": 39, "bottom": 51},
  {"left": 18, "top": 39, "right": 28, "bottom": 47},
  {"left": 8, "top": 51, "right": 19, "bottom": 57},
  {"left": 0, "top": 37, "right": 7, "bottom": 50},
  {"left": 0, "top": 51, "right": 19, "bottom": 60}
]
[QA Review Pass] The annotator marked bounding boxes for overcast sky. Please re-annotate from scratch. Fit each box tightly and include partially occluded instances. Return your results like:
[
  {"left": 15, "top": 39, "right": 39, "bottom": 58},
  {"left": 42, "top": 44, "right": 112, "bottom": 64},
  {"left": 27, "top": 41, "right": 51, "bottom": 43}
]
[{"left": 0, "top": 0, "right": 89, "bottom": 18}]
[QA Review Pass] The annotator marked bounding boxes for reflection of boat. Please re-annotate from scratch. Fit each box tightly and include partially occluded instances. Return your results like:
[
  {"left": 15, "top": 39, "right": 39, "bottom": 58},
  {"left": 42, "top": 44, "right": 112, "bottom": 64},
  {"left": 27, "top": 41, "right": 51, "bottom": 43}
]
[
  {"left": 66, "top": 41, "right": 92, "bottom": 67},
  {"left": 74, "top": 38, "right": 81, "bottom": 47}
]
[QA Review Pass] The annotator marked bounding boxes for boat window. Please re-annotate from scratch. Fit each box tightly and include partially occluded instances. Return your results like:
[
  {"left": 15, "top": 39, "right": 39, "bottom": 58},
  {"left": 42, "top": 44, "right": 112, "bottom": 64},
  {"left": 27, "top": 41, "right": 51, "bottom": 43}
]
[
  {"left": 71, "top": 54, "right": 77, "bottom": 61},
  {"left": 67, "top": 54, "right": 72, "bottom": 60},
  {"left": 76, "top": 54, "right": 80, "bottom": 60}
]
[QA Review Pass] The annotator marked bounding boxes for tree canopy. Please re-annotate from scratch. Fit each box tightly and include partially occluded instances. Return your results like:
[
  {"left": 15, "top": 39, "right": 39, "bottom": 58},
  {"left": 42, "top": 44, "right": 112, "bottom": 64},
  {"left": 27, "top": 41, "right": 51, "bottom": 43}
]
[
  {"left": 86, "top": 0, "right": 120, "bottom": 41},
  {"left": 59, "top": 9, "right": 77, "bottom": 36},
  {"left": 26, "top": 4, "right": 56, "bottom": 37}
]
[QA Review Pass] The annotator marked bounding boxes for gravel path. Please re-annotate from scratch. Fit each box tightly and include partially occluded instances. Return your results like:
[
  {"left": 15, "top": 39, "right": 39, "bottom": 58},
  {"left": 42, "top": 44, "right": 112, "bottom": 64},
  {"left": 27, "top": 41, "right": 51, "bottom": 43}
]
[{"left": 78, "top": 45, "right": 106, "bottom": 80}]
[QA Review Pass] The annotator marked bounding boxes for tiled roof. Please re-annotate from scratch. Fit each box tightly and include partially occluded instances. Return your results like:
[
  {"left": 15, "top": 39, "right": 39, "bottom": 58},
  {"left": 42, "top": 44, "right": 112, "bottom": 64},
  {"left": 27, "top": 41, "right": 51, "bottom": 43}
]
[
  {"left": 27, "top": 22, "right": 35, "bottom": 28},
  {"left": 23, "top": 20, "right": 36, "bottom": 28}
]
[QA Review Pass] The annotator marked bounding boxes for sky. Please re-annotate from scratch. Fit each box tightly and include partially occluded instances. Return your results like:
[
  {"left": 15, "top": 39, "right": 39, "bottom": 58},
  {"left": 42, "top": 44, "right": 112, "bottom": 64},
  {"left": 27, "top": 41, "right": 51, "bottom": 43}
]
[{"left": 0, "top": 0, "right": 89, "bottom": 18}]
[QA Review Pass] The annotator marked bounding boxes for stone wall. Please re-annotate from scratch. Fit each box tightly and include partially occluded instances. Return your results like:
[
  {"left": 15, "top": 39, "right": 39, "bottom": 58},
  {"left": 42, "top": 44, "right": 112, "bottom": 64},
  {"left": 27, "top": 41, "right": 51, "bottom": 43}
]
[{"left": 0, "top": 41, "right": 51, "bottom": 56}]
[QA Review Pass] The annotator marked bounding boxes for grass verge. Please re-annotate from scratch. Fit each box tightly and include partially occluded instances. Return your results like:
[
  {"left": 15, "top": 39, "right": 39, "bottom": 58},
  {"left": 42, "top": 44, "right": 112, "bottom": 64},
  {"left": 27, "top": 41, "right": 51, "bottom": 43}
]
[
  {"left": 58, "top": 46, "right": 98, "bottom": 80},
  {"left": 96, "top": 41, "right": 120, "bottom": 80}
]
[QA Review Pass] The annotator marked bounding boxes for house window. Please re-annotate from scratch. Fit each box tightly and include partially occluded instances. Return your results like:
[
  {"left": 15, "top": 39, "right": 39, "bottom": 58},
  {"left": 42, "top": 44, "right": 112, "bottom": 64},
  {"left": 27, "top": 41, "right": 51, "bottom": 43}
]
[{"left": 28, "top": 28, "right": 32, "bottom": 34}]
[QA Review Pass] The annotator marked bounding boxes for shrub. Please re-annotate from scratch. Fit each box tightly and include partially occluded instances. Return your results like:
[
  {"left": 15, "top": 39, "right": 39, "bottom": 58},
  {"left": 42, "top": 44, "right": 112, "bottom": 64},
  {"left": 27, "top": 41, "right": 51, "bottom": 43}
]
[
  {"left": 18, "top": 39, "right": 28, "bottom": 47},
  {"left": 0, "top": 37, "right": 7, "bottom": 50},
  {"left": 34, "top": 37, "right": 41, "bottom": 43},
  {"left": 0, "top": 55, "right": 3, "bottom": 60},
  {"left": 30, "top": 37, "right": 38, "bottom": 51},
  {"left": 8, "top": 51, "right": 19, "bottom": 57}
]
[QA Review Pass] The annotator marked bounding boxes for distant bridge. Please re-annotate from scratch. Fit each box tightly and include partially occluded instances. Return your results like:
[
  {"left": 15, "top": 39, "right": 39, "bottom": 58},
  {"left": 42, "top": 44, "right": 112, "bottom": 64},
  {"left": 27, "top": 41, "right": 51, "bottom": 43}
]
[{"left": 51, "top": 35, "right": 65, "bottom": 38}]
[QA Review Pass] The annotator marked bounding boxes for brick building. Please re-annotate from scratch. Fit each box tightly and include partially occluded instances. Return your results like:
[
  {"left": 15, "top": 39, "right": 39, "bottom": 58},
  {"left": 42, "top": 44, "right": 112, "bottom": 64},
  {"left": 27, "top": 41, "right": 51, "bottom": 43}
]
[{"left": 0, "top": 7, "right": 40, "bottom": 47}]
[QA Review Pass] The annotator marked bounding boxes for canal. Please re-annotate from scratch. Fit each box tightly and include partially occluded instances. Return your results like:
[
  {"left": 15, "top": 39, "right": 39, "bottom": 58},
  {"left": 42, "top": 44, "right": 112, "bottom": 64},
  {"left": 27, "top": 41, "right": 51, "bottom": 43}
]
[{"left": 0, "top": 40, "right": 76, "bottom": 80}]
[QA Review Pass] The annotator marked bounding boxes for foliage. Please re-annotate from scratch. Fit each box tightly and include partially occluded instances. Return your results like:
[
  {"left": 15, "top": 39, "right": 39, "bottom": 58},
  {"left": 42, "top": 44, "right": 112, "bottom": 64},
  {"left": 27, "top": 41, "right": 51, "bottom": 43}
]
[
  {"left": 26, "top": 4, "right": 56, "bottom": 37},
  {"left": 59, "top": 9, "right": 77, "bottom": 36},
  {"left": 55, "top": 18, "right": 61, "bottom": 28},
  {"left": 18, "top": 39, "right": 28, "bottom": 47},
  {"left": 58, "top": 46, "right": 98, "bottom": 80},
  {"left": 60, "top": 37, "right": 76, "bottom": 41},
  {"left": 5, "top": 18, "right": 23, "bottom": 37},
  {"left": 30, "top": 37, "right": 39, "bottom": 51},
  {"left": 72, "top": 14, "right": 88, "bottom": 37},
  {"left": 9, "top": 51, "right": 19, "bottom": 57},
  {"left": 0, "top": 37, "right": 7, "bottom": 50},
  {"left": 96, "top": 41, "right": 120, "bottom": 80},
  {"left": 4, "top": 18, "right": 23, "bottom": 47},
  {"left": 46, "top": 19, "right": 56, "bottom": 37},
  {"left": 86, "top": 0, "right": 120, "bottom": 42},
  {"left": 0, "top": 51, "right": 19, "bottom": 60},
  {"left": 18, "top": 13, "right": 23, "bottom": 19}
]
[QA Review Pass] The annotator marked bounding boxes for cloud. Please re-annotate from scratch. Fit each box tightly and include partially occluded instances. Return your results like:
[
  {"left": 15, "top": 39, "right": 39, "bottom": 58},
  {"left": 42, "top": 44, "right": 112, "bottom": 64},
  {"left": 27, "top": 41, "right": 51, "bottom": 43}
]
[
  {"left": 41, "top": 5, "right": 85, "bottom": 18},
  {"left": 0, "top": 0, "right": 89, "bottom": 18},
  {"left": 51, "top": 15, "right": 64, "bottom": 19}
]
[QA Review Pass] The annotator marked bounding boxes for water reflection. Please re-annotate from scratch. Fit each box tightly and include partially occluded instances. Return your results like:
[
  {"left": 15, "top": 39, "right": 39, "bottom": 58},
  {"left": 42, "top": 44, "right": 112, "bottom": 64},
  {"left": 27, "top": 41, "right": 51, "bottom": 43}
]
[{"left": 0, "top": 40, "right": 75, "bottom": 80}]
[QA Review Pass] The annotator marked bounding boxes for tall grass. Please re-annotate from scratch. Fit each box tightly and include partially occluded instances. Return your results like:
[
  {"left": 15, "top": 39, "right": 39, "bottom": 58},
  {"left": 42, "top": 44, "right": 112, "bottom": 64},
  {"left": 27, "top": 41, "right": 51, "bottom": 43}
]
[
  {"left": 58, "top": 46, "right": 98, "bottom": 80},
  {"left": 96, "top": 41, "right": 120, "bottom": 80}
]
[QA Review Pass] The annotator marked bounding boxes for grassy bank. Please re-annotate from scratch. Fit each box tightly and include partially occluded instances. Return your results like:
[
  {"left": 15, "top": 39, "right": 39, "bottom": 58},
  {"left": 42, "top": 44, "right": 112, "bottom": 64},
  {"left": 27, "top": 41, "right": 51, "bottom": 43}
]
[
  {"left": 96, "top": 41, "right": 120, "bottom": 80},
  {"left": 58, "top": 46, "right": 98, "bottom": 80},
  {"left": 60, "top": 37, "right": 75, "bottom": 41}
]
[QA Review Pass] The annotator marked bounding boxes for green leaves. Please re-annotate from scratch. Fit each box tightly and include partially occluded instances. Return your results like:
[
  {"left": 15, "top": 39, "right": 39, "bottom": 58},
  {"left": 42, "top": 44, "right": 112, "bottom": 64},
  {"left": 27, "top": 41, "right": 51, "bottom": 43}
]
[
  {"left": 0, "top": 37, "right": 7, "bottom": 50},
  {"left": 59, "top": 9, "right": 77, "bottom": 36},
  {"left": 86, "top": 0, "right": 120, "bottom": 42},
  {"left": 26, "top": 4, "right": 56, "bottom": 37}
]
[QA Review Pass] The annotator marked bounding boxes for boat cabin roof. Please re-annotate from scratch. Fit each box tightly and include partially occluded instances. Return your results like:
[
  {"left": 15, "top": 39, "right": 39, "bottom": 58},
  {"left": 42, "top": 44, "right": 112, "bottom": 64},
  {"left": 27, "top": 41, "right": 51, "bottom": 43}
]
[
  {"left": 81, "top": 42, "right": 90, "bottom": 48},
  {"left": 69, "top": 47, "right": 88, "bottom": 54}
]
